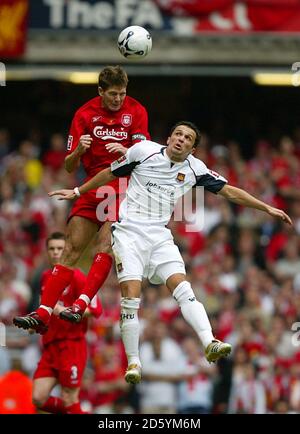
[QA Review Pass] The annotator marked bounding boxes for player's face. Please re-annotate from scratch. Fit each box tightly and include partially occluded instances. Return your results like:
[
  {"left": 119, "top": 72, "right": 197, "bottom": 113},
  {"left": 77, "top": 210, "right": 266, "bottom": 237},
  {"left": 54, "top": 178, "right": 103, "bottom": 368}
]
[
  {"left": 99, "top": 86, "right": 127, "bottom": 112},
  {"left": 166, "top": 125, "right": 196, "bottom": 161},
  {"left": 47, "top": 239, "right": 65, "bottom": 266}
]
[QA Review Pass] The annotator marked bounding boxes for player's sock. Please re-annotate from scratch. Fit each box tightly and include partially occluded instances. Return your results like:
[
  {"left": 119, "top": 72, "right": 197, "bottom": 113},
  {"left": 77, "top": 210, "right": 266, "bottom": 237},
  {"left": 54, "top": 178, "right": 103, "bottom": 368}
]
[
  {"left": 40, "top": 396, "right": 66, "bottom": 414},
  {"left": 65, "top": 402, "right": 87, "bottom": 414},
  {"left": 120, "top": 297, "right": 141, "bottom": 367},
  {"left": 37, "top": 264, "right": 74, "bottom": 323},
  {"left": 172, "top": 281, "right": 214, "bottom": 348},
  {"left": 74, "top": 252, "right": 112, "bottom": 312}
]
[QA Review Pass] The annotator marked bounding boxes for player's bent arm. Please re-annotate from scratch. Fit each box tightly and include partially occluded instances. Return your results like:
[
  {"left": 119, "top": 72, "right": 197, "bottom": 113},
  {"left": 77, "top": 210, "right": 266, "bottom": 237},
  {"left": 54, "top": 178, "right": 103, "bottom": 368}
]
[
  {"left": 219, "top": 184, "right": 292, "bottom": 225},
  {"left": 64, "top": 134, "right": 93, "bottom": 172}
]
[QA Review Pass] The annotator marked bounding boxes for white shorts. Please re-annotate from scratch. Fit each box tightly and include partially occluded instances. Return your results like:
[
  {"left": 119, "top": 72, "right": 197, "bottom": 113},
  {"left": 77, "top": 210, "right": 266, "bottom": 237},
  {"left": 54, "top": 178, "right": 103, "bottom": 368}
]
[{"left": 111, "top": 221, "right": 186, "bottom": 285}]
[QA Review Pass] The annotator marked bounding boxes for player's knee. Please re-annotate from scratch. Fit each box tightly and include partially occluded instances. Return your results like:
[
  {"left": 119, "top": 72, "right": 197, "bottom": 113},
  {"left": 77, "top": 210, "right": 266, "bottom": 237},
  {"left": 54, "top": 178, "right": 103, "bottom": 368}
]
[
  {"left": 172, "top": 281, "right": 197, "bottom": 306},
  {"left": 32, "top": 392, "right": 48, "bottom": 409}
]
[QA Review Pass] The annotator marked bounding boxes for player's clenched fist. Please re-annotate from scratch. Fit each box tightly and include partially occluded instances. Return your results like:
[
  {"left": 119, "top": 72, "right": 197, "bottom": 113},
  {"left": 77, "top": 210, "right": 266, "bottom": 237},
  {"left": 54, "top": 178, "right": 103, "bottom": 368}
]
[{"left": 76, "top": 134, "right": 93, "bottom": 155}]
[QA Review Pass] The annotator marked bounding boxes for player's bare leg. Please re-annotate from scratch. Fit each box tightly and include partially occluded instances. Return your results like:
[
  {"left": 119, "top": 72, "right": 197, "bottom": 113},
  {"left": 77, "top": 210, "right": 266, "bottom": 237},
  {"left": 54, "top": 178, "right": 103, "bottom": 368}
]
[
  {"left": 166, "top": 273, "right": 231, "bottom": 363},
  {"left": 119, "top": 280, "right": 142, "bottom": 385},
  {"left": 61, "top": 216, "right": 100, "bottom": 267},
  {"left": 32, "top": 377, "right": 58, "bottom": 413},
  {"left": 13, "top": 217, "right": 98, "bottom": 332},
  {"left": 60, "top": 221, "right": 113, "bottom": 323}
]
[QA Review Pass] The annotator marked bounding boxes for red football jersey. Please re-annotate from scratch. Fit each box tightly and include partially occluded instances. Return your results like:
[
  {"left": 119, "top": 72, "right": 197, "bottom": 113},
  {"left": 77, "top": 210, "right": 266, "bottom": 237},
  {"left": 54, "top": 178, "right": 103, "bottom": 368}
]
[
  {"left": 67, "top": 95, "right": 149, "bottom": 180},
  {"left": 41, "top": 269, "right": 102, "bottom": 345}
]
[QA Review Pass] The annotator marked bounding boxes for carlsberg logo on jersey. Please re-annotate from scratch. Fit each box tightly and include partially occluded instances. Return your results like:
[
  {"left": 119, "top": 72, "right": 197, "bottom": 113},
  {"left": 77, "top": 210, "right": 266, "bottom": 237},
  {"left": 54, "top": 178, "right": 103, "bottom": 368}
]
[{"left": 93, "top": 126, "right": 128, "bottom": 141}]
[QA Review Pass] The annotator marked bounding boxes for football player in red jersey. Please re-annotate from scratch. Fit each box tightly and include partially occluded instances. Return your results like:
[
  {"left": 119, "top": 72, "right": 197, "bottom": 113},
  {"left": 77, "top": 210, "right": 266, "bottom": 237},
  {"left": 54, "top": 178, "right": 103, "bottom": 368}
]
[
  {"left": 14, "top": 66, "right": 149, "bottom": 332},
  {"left": 32, "top": 232, "right": 102, "bottom": 414}
]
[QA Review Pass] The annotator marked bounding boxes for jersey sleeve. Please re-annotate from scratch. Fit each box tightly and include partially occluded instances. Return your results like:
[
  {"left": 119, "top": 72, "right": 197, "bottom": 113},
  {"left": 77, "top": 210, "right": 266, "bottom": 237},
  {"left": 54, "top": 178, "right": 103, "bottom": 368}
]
[
  {"left": 111, "top": 142, "right": 148, "bottom": 177},
  {"left": 66, "top": 111, "right": 86, "bottom": 155},
  {"left": 131, "top": 104, "right": 150, "bottom": 144},
  {"left": 192, "top": 158, "right": 228, "bottom": 193}
]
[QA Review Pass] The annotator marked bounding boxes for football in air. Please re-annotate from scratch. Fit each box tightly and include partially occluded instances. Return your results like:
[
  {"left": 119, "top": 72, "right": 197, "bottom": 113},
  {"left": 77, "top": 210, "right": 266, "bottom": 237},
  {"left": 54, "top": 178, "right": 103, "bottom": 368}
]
[{"left": 118, "top": 26, "right": 152, "bottom": 59}]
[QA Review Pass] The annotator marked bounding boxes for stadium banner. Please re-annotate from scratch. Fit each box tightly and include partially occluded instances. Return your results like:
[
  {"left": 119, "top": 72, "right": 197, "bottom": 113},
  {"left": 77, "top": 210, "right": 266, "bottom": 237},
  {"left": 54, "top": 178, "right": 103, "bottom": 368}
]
[
  {"left": 0, "top": 0, "right": 28, "bottom": 58},
  {"left": 29, "top": 0, "right": 300, "bottom": 33}
]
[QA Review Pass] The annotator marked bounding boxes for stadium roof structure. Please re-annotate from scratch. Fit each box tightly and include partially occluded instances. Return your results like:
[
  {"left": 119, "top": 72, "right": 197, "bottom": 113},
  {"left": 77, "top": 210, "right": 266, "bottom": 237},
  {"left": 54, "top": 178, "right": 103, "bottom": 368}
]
[{"left": 24, "top": 30, "right": 300, "bottom": 66}]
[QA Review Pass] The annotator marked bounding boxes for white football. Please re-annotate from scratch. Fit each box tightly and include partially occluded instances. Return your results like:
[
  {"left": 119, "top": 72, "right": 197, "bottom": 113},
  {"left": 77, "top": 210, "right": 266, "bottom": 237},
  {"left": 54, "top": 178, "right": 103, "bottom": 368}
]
[{"left": 117, "top": 26, "right": 152, "bottom": 59}]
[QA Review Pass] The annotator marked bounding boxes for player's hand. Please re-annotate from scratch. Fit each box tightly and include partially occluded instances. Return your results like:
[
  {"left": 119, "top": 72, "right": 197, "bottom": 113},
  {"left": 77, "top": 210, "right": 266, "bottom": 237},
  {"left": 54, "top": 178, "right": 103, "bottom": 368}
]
[
  {"left": 48, "top": 189, "right": 76, "bottom": 200},
  {"left": 267, "top": 206, "right": 293, "bottom": 225},
  {"left": 76, "top": 135, "right": 93, "bottom": 155},
  {"left": 53, "top": 304, "right": 65, "bottom": 316},
  {"left": 105, "top": 142, "right": 127, "bottom": 155}
]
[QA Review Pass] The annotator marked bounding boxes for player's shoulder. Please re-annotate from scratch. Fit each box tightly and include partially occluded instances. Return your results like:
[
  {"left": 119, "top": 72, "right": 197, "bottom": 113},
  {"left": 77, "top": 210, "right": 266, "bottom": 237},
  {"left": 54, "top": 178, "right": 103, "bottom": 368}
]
[
  {"left": 131, "top": 140, "right": 163, "bottom": 157},
  {"left": 125, "top": 95, "right": 147, "bottom": 111},
  {"left": 187, "top": 154, "right": 208, "bottom": 174}
]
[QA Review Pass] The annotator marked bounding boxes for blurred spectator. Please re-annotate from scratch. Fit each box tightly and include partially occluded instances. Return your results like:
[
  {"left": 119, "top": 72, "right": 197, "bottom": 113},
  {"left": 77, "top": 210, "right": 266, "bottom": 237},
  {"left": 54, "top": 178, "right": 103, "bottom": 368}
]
[
  {"left": 274, "top": 238, "right": 300, "bottom": 280},
  {"left": 139, "top": 321, "right": 186, "bottom": 413},
  {"left": 177, "top": 336, "right": 216, "bottom": 414},
  {"left": 42, "top": 133, "right": 66, "bottom": 173},
  {"left": 228, "top": 362, "right": 267, "bottom": 414}
]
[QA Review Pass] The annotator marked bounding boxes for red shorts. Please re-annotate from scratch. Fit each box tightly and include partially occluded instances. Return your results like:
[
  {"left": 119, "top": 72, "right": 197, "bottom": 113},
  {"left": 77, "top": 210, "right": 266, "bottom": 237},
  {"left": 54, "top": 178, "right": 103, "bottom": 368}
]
[
  {"left": 33, "top": 339, "right": 87, "bottom": 388},
  {"left": 68, "top": 189, "right": 123, "bottom": 227}
]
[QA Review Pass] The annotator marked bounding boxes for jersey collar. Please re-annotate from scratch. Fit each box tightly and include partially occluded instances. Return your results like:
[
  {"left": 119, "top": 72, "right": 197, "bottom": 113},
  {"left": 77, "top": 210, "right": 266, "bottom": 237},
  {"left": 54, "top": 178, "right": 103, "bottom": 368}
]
[{"left": 161, "top": 146, "right": 186, "bottom": 165}]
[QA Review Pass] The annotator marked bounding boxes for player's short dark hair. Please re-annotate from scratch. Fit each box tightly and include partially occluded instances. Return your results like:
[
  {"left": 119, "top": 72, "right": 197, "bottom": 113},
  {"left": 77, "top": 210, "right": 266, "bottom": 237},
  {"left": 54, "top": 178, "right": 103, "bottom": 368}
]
[
  {"left": 98, "top": 66, "right": 128, "bottom": 90},
  {"left": 46, "top": 232, "right": 66, "bottom": 247},
  {"left": 170, "top": 121, "right": 201, "bottom": 147}
]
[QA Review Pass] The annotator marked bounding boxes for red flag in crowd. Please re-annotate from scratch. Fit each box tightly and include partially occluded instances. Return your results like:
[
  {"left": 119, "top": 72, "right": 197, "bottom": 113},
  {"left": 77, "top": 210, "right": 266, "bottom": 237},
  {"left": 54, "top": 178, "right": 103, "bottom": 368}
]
[{"left": 0, "top": 0, "right": 28, "bottom": 58}]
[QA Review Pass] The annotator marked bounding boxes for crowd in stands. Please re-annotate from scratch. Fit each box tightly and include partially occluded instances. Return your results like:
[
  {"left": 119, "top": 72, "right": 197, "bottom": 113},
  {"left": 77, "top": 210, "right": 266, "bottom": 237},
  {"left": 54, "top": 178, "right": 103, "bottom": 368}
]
[{"left": 1, "top": 124, "right": 300, "bottom": 414}]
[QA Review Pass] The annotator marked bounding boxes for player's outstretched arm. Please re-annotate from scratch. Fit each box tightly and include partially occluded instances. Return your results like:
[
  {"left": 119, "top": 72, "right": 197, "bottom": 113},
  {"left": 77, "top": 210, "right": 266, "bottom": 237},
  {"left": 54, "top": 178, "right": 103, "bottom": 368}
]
[
  {"left": 219, "top": 184, "right": 293, "bottom": 225},
  {"left": 49, "top": 167, "right": 116, "bottom": 200}
]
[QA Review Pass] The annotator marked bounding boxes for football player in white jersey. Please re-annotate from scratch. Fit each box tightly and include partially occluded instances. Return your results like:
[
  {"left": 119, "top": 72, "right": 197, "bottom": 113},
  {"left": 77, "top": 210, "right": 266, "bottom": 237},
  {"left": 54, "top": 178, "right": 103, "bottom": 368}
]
[{"left": 50, "top": 121, "right": 292, "bottom": 384}]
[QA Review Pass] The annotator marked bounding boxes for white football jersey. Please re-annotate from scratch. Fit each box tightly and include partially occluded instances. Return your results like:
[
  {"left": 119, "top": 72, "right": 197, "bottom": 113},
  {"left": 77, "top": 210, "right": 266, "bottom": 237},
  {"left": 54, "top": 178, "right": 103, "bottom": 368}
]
[{"left": 111, "top": 140, "right": 227, "bottom": 226}]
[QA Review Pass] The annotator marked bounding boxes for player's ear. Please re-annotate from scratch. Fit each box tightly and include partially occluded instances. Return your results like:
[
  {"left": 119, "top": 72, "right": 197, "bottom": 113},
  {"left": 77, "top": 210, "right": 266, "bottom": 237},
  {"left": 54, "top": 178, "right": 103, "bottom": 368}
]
[
  {"left": 166, "top": 136, "right": 171, "bottom": 145},
  {"left": 191, "top": 147, "right": 196, "bottom": 155},
  {"left": 98, "top": 87, "right": 104, "bottom": 96}
]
